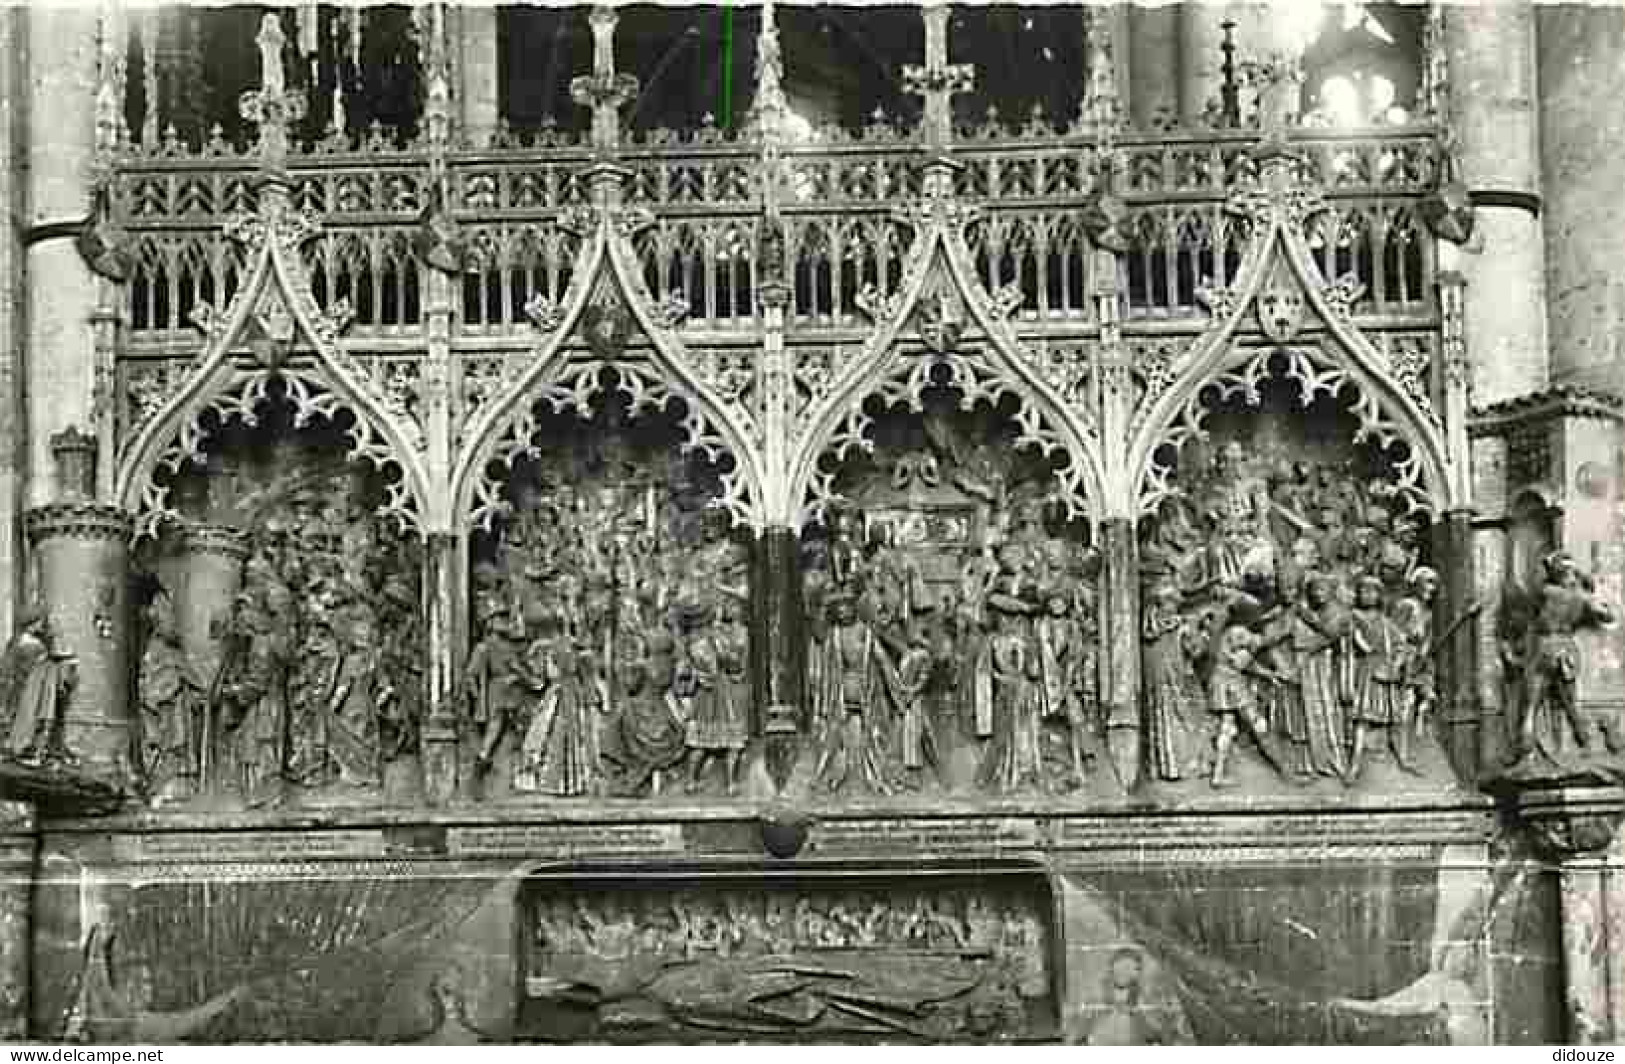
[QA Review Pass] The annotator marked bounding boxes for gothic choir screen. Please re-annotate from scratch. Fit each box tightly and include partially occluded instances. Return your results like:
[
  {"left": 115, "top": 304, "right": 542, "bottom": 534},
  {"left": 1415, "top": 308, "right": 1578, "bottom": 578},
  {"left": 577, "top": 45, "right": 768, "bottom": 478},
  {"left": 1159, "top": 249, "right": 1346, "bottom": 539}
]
[{"left": 0, "top": 0, "right": 1621, "bottom": 1047}]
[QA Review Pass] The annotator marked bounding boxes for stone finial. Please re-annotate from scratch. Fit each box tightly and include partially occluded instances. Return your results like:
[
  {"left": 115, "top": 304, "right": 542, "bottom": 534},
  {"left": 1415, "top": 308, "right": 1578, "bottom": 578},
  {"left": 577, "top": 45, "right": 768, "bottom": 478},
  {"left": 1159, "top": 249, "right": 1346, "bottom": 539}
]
[
  {"left": 753, "top": 0, "right": 787, "bottom": 133},
  {"left": 1075, "top": 7, "right": 1122, "bottom": 138},
  {"left": 49, "top": 427, "right": 98, "bottom": 502},
  {"left": 571, "top": 5, "right": 640, "bottom": 157},
  {"left": 903, "top": 2, "right": 975, "bottom": 152},
  {"left": 238, "top": 13, "right": 308, "bottom": 173}
]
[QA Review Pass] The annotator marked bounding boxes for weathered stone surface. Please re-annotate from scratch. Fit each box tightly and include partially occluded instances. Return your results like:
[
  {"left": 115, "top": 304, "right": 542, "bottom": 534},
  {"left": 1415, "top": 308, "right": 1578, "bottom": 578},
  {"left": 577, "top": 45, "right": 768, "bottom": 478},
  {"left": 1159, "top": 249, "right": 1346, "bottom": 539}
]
[{"left": 1, "top": 0, "right": 1620, "bottom": 1045}]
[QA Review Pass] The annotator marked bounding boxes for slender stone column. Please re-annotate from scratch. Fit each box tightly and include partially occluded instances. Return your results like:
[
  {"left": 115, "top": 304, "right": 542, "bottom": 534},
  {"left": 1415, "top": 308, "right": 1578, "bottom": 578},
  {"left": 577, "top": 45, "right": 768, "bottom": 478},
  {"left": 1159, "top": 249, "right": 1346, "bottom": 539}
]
[
  {"left": 170, "top": 524, "right": 247, "bottom": 678},
  {"left": 422, "top": 532, "right": 459, "bottom": 804},
  {"left": 1537, "top": 8, "right": 1625, "bottom": 393},
  {"left": 1444, "top": 1, "right": 1549, "bottom": 406},
  {"left": 454, "top": 6, "right": 501, "bottom": 150},
  {"left": 23, "top": 7, "right": 100, "bottom": 510},
  {"left": 24, "top": 502, "right": 132, "bottom": 779},
  {"left": 1438, "top": 510, "right": 1479, "bottom": 780},
  {"left": 0, "top": 8, "right": 24, "bottom": 639},
  {"left": 166, "top": 523, "right": 246, "bottom": 796},
  {"left": 747, "top": 532, "right": 799, "bottom": 734},
  {"left": 0, "top": 801, "right": 34, "bottom": 1040},
  {"left": 1178, "top": 2, "right": 1228, "bottom": 124},
  {"left": 1126, "top": 6, "right": 1179, "bottom": 129},
  {"left": 1099, "top": 518, "right": 1140, "bottom": 793}
]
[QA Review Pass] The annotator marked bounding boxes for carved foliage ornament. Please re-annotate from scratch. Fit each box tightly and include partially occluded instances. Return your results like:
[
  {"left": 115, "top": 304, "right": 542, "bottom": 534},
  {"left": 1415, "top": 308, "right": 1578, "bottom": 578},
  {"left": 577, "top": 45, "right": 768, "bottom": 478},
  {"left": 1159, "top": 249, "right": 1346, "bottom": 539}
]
[
  {"left": 471, "top": 361, "right": 754, "bottom": 535},
  {"left": 135, "top": 366, "right": 420, "bottom": 541},
  {"left": 1139, "top": 345, "right": 1435, "bottom": 521},
  {"left": 805, "top": 347, "right": 1088, "bottom": 529}
]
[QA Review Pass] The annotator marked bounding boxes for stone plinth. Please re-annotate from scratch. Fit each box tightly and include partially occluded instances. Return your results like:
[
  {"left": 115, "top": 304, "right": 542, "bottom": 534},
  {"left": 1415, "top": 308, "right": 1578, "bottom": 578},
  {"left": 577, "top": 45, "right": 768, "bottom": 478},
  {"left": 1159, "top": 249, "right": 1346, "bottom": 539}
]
[{"left": 23, "top": 503, "right": 133, "bottom": 780}]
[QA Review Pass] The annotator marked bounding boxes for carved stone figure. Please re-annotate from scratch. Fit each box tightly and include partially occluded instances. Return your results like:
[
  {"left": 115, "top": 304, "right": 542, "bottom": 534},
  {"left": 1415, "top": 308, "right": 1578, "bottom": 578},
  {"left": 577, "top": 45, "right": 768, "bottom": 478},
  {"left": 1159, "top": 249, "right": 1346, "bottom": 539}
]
[
  {"left": 1141, "top": 583, "right": 1199, "bottom": 782},
  {"left": 681, "top": 601, "right": 750, "bottom": 795},
  {"left": 1040, "top": 588, "right": 1092, "bottom": 786},
  {"left": 603, "top": 635, "right": 687, "bottom": 796},
  {"left": 522, "top": 883, "right": 1056, "bottom": 1042},
  {"left": 1510, "top": 551, "right": 1619, "bottom": 763},
  {"left": 216, "top": 582, "right": 293, "bottom": 805},
  {"left": 1347, "top": 575, "right": 1418, "bottom": 779},
  {"left": 1141, "top": 425, "right": 1446, "bottom": 793},
  {"left": 514, "top": 634, "right": 605, "bottom": 797},
  {"left": 1291, "top": 574, "right": 1353, "bottom": 779},
  {"left": 812, "top": 594, "right": 894, "bottom": 795},
  {"left": 0, "top": 609, "right": 76, "bottom": 767},
  {"left": 137, "top": 592, "right": 206, "bottom": 798},
  {"left": 889, "top": 625, "right": 942, "bottom": 787},
  {"left": 977, "top": 605, "right": 1044, "bottom": 794},
  {"left": 325, "top": 610, "right": 386, "bottom": 788},
  {"left": 465, "top": 610, "right": 528, "bottom": 776},
  {"left": 1206, "top": 625, "right": 1284, "bottom": 787}
]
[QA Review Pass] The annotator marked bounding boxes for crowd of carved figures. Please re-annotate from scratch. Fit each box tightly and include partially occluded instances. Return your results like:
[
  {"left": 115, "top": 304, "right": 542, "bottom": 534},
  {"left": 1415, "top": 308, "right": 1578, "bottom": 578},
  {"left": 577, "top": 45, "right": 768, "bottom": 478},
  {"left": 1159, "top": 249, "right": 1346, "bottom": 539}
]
[
  {"left": 134, "top": 471, "right": 423, "bottom": 805},
  {"left": 803, "top": 407, "right": 1101, "bottom": 797},
  {"left": 1140, "top": 435, "right": 1446, "bottom": 787},
  {"left": 465, "top": 410, "right": 753, "bottom": 798},
  {"left": 533, "top": 887, "right": 1046, "bottom": 982},
  {"left": 3, "top": 416, "right": 1619, "bottom": 804},
  {"left": 526, "top": 885, "right": 1050, "bottom": 1041}
]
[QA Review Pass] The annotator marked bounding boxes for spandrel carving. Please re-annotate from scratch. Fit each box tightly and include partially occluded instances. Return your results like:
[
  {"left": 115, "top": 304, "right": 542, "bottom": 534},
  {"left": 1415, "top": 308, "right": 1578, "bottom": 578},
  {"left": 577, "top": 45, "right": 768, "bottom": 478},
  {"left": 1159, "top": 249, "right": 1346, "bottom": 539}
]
[
  {"left": 801, "top": 394, "right": 1100, "bottom": 798},
  {"left": 1139, "top": 385, "right": 1452, "bottom": 795},
  {"left": 521, "top": 878, "right": 1058, "bottom": 1043},
  {"left": 465, "top": 388, "right": 755, "bottom": 801}
]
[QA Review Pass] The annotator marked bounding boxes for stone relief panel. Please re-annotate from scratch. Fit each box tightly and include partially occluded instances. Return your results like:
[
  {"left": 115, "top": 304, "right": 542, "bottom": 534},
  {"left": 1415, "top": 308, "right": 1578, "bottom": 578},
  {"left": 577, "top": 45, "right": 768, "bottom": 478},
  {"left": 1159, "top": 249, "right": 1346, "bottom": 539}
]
[
  {"left": 796, "top": 388, "right": 1101, "bottom": 799},
  {"left": 520, "top": 873, "right": 1058, "bottom": 1043},
  {"left": 37, "top": 868, "right": 510, "bottom": 1043},
  {"left": 1059, "top": 846, "right": 1523, "bottom": 1046},
  {"left": 31, "top": 839, "right": 1557, "bottom": 1045},
  {"left": 464, "top": 379, "right": 758, "bottom": 800},
  {"left": 1137, "top": 366, "right": 1457, "bottom": 797},
  {"left": 132, "top": 387, "right": 425, "bottom": 809}
]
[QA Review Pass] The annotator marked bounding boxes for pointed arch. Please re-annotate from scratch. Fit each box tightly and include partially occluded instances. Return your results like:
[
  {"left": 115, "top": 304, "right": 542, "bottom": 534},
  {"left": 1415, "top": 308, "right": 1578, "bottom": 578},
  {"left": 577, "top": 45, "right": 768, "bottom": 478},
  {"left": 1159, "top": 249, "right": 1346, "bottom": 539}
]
[
  {"left": 786, "top": 221, "right": 1107, "bottom": 532},
  {"left": 449, "top": 212, "right": 769, "bottom": 533},
  {"left": 115, "top": 199, "right": 433, "bottom": 534},
  {"left": 1125, "top": 208, "right": 1458, "bottom": 521}
]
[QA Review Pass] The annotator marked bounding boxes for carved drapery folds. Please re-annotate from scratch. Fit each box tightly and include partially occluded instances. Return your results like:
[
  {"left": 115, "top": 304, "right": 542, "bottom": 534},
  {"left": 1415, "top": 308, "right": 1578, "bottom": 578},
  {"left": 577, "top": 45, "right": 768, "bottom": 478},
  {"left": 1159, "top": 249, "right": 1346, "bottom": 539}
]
[
  {"left": 92, "top": 12, "right": 1494, "bottom": 816},
  {"left": 1123, "top": 152, "right": 1468, "bottom": 800}
]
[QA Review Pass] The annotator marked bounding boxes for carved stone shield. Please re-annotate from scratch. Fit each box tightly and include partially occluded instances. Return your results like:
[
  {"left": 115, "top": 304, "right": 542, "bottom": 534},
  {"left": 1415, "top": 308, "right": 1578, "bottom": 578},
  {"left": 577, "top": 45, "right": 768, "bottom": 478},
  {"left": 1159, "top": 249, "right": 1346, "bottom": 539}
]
[{"left": 1254, "top": 261, "right": 1305, "bottom": 343}]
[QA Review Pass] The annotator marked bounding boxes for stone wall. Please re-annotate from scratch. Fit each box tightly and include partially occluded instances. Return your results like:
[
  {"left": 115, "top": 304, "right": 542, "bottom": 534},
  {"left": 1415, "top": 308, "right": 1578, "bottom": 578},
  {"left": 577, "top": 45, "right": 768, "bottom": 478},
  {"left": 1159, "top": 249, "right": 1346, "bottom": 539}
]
[{"left": 24, "top": 800, "right": 1566, "bottom": 1045}]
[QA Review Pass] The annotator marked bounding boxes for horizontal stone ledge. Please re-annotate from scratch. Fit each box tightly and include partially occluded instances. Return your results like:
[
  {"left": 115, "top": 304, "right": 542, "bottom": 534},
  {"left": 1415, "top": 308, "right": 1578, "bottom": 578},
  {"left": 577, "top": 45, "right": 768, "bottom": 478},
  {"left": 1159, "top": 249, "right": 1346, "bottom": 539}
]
[{"left": 38, "top": 787, "right": 1496, "bottom": 835}]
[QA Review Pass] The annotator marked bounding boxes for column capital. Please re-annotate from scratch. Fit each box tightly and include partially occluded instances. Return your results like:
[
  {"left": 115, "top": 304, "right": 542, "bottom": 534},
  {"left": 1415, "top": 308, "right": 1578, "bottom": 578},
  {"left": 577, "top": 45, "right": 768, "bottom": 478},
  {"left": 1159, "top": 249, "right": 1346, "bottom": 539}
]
[{"left": 1504, "top": 784, "right": 1625, "bottom": 859}]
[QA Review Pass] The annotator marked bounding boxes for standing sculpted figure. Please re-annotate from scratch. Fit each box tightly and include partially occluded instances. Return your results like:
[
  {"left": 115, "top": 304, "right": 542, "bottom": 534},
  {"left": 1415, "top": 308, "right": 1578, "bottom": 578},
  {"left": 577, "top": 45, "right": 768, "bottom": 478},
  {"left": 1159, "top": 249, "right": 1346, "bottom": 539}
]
[
  {"left": 138, "top": 592, "right": 205, "bottom": 797},
  {"left": 978, "top": 605, "right": 1044, "bottom": 793},
  {"left": 1, "top": 609, "right": 76, "bottom": 766},
  {"left": 682, "top": 600, "right": 750, "bottom": 795},
  {"left": 1035, "top": 585, "right": 1093, "bottom": 785},
  {"left": 1513, "top": 551, "right": 1619, "bottom": 761},
  {"left": 812, "top": 594, "right": 895, "bottom": 794},
  {"left": 514, "top": 634, "right": 605, "bottom": 797}
]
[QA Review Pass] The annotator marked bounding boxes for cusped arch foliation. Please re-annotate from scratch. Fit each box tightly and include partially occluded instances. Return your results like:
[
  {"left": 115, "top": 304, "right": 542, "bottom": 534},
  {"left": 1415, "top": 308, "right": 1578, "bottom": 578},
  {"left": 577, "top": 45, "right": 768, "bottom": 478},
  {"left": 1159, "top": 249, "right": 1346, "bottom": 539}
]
[
  {"left": 787, "top": 231, "right": 1105, "bottom": 532},
  {"left": 449, "top": 216, "right": 768, "bottom": 535},
  {"left": 1125, "top": 209, "right": 1457, "bottom": 522},
  {"left": 115, "top": 208, "right": 432, "bottom": 536}
]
